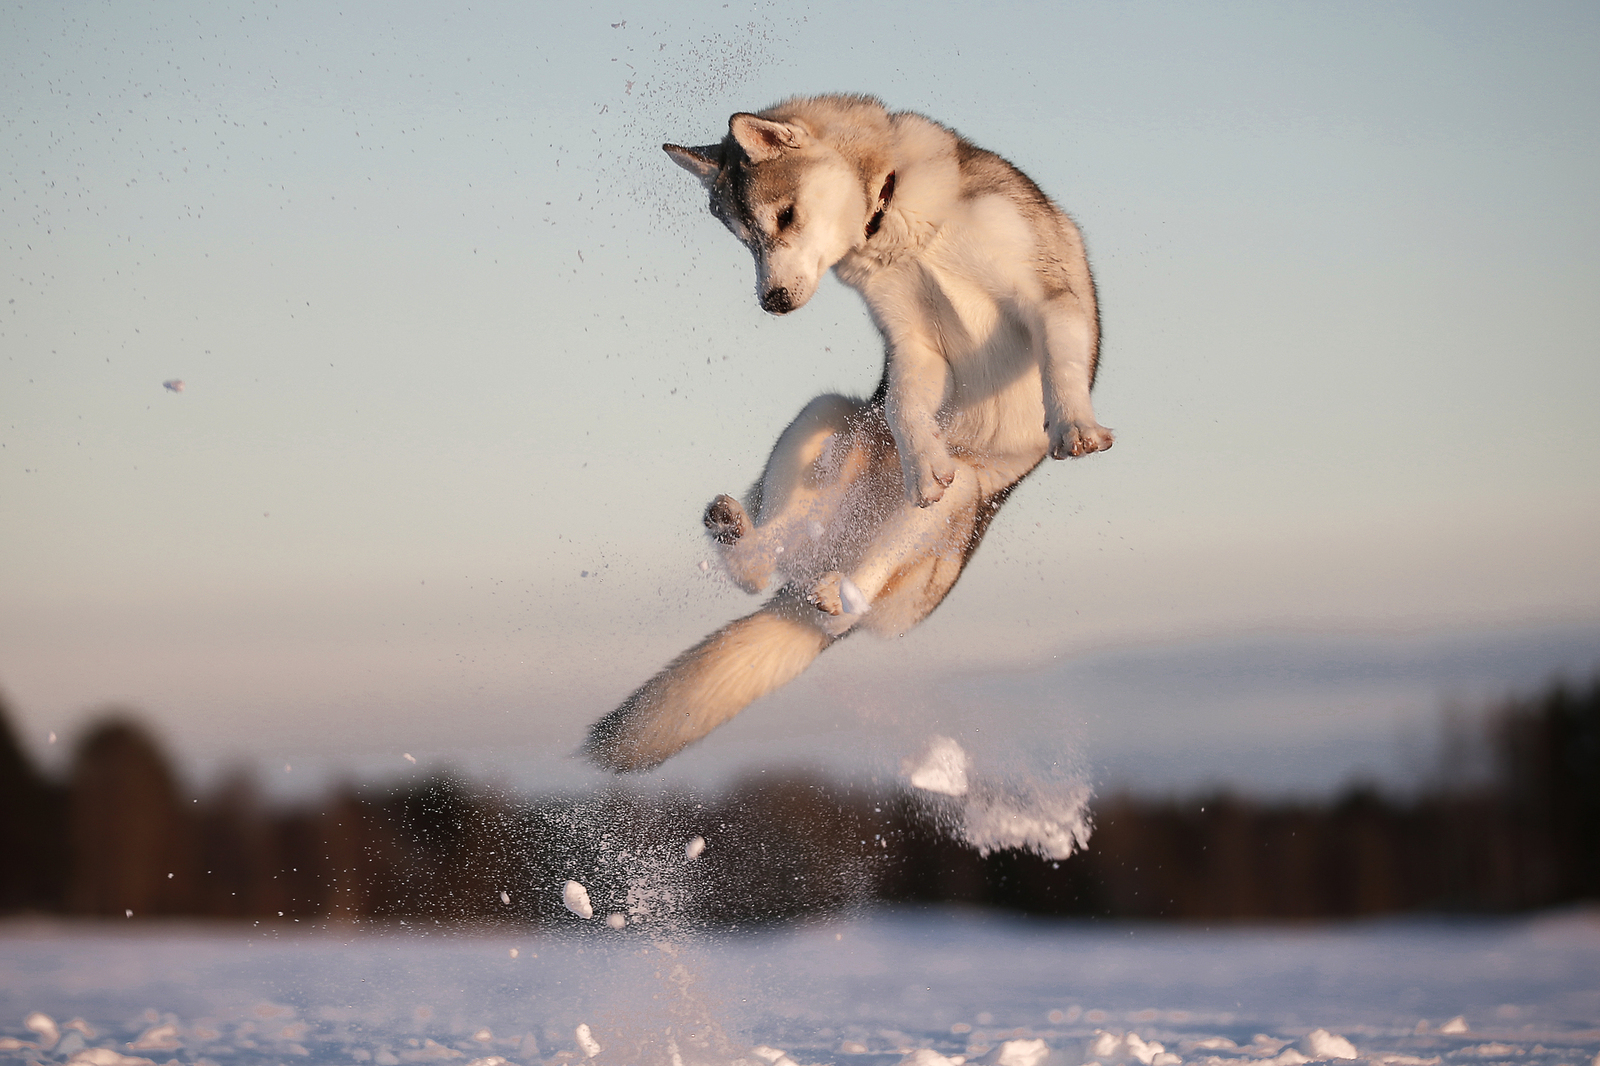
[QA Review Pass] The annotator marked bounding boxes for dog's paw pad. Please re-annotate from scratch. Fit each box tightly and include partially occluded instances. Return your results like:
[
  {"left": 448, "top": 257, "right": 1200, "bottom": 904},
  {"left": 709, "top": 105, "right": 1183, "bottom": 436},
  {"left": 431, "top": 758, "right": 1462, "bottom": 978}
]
[
  {"left": 1052, "top": 421, "right": 1114, "bottom": 460},
  {"left": 808, "top": 572, "right": 870, "bottom": 617},
  {"left": 808, "top": 571, "right": 844, "bottom": 615},
  {"left": 703, "top": 493, "right": 749, "bottom": 544}
]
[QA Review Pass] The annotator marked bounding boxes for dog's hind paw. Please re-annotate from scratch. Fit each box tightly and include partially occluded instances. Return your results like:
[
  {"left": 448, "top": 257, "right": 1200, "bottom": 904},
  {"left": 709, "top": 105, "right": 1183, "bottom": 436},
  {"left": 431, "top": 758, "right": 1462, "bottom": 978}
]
[
  {"left": 808, "top": 571, "right": 844, "bottom": 615},
  {"left": 704, "top": 493, "right": 750, "bottom": 544},
  {"left": 1050, "top": 420, "right": 1114, "bottom": 460},
  {"left": 808, "top": 571, "right": 870, "bottom": 618}
]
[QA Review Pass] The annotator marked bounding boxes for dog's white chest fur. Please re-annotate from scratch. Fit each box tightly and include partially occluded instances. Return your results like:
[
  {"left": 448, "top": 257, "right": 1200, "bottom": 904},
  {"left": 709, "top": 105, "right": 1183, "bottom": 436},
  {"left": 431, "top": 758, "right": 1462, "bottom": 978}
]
[{"left": 843, "top": 195, "right": 1050, "bottom": 463}]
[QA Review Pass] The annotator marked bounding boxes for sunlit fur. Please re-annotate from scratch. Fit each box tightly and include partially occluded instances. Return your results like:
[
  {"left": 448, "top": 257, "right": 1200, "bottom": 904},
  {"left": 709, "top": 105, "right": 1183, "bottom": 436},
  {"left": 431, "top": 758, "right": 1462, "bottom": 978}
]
[{"left": 584, "top": 95, "right": 1113, "bottom": 772}]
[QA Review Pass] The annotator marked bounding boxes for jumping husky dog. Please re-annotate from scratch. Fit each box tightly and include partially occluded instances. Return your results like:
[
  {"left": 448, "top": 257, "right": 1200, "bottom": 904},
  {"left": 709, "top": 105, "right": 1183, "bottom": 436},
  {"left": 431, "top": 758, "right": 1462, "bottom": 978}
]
[{"left": 584, "top": 94, "right": 1112, "bottom": 772}]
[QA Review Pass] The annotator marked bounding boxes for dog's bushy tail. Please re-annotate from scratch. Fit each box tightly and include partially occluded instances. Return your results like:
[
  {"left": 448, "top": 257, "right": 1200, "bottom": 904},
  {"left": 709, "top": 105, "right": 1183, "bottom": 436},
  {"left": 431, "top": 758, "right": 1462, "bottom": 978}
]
[{"left": 583, "top": 591, "right": 833, "bottom": 772}]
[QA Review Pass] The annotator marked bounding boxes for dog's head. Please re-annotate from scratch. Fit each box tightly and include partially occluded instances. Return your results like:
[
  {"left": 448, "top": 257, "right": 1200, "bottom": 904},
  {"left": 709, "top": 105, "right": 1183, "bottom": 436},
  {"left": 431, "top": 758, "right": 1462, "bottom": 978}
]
[{"left": 665, "top": 113, "right": 875, "bottom": 315}]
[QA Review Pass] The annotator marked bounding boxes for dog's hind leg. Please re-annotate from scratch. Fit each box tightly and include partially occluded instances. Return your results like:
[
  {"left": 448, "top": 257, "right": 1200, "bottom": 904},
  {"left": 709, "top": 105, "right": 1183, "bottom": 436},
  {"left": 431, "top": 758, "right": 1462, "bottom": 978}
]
[
  {"left": 809, "top": 462, "right": 982, "bottom": 635},
  {"left": 706, "top": 393, "right": 864, "bottom": 591}
]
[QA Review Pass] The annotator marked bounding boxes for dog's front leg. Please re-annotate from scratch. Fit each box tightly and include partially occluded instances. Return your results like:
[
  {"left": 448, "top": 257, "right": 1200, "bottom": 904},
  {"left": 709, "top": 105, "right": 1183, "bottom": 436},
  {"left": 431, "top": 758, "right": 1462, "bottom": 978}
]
[
  {"left": 883, "top": 332, "right": 956, "bottom": 506},
  {"left": 1040, "top": 296, "right": 1113, "bottom": 459}
]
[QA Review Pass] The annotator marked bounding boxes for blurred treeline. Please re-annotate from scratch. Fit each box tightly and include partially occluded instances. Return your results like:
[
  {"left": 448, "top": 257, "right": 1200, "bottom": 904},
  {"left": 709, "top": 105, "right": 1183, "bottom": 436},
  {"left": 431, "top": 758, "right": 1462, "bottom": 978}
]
[{"left": 1, "top": 674, "right": 1596, "bottom": 923}]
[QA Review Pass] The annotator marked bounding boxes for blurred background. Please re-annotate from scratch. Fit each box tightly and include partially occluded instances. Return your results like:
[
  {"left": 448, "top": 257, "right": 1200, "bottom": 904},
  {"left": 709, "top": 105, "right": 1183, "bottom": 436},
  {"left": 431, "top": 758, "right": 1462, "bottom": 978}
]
[
  {"left": 2, "top": 0, "right": 1597, "bottom": 924},
  {"left": 2, "top": 677, "right": 1598, "bottom": 921}
]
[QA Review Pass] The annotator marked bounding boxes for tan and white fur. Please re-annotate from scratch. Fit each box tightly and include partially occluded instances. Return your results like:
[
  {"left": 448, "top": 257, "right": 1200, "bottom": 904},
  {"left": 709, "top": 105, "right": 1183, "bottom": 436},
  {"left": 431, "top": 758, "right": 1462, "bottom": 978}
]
[{"left": 583, "top": 94, "right": 1111, "bottom": 772}]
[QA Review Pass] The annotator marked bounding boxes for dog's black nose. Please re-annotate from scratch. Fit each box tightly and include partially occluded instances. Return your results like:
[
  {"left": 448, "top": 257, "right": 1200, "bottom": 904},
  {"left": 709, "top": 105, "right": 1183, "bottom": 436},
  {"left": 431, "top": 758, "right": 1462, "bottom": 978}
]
[{"left": 760, "top": 287, "right": 793, "bottom": 315}]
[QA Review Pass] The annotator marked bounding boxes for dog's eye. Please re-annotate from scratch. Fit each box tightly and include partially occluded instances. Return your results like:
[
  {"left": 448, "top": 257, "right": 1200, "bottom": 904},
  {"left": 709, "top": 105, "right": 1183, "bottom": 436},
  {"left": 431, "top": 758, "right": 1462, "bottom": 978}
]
[{"left": 776, "top": 204, "right": 795, "bottom": 231}]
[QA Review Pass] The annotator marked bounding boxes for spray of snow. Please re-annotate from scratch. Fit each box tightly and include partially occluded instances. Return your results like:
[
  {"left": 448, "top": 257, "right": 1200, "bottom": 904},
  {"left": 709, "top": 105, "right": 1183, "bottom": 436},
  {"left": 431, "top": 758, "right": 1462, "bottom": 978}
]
[
  {"left": 902, "top": 735, "right": 1092, "bottom": 860},
  {"left": 903, "top": 735, "right": 969, "bottom": 796}
]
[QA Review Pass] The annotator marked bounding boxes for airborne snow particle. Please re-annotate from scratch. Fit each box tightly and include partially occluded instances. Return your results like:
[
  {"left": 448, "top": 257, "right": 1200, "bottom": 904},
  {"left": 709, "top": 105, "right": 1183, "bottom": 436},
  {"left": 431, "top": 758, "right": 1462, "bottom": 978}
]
[
  {"left": 163, "top": 379, "right": 185, "bottom": 392},
  {"left": 606, "top": 913, "right": 626, "bottom": 929},
  {"left": 839, "top": 576, "right": 870, "bottom": 615},
  {"left": 575, "top": 1023, "right": 602, "bottom": 1058},
  {"left": 685, "top": 835, "right": 706, "bottom": 860},
  {"left": 562, "top": 880, "right": 593, "bottom": 918},
  {"left": 500, "top": 891, "right": 511, "bottom": 905},
  {"left": 403, "top": 753, "right": 416, "bottom": 764}
]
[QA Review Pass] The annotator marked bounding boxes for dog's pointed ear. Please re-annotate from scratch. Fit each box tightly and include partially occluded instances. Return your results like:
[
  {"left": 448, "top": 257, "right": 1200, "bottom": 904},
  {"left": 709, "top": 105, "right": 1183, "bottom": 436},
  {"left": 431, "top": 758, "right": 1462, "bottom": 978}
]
[
  {"left": 728, "top": 113, "right": 807, "bottom": 163},
  {"left": 663, "top": 142, "right": 722, "bottom": 186}
]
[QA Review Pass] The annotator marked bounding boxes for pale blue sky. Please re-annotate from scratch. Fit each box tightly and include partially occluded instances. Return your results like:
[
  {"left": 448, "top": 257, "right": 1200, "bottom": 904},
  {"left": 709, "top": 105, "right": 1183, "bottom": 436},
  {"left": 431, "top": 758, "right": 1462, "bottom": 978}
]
[{"left": 3, "top": 0, "right": 1597, "bottom": 796}]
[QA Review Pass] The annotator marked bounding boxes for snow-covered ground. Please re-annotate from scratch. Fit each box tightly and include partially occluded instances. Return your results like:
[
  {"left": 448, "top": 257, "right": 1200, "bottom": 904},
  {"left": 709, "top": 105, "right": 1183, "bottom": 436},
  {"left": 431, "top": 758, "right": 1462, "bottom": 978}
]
[{"left": 3, "top": 907, "right": 1597, "bottom": 1066}]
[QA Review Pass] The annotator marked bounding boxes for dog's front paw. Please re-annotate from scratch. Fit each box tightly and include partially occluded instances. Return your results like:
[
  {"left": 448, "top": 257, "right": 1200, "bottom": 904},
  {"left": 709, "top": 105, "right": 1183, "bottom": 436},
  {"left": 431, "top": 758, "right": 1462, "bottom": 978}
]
[
  {"left": 904, "top": 451, "right": 957, "bottom": 507},
  {"left": 1049, "top": 420, "right": 1114, "bottom": 460},
  {"left": 703, "top": 493, "right": 750, "bottom": 544}
]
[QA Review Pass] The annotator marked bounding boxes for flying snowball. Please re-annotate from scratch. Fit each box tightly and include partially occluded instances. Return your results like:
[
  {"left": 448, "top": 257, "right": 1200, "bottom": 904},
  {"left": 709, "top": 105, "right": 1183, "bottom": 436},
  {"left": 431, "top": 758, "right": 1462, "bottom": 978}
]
[
  {"left": 562, "top": 880, "right": 594, "bottom": 918},
  {"left": 685, "top": 835, "right": 706, "bottom": 861},
  {"left": 838, "top": 575, "right": 870, "bottom": 615}
]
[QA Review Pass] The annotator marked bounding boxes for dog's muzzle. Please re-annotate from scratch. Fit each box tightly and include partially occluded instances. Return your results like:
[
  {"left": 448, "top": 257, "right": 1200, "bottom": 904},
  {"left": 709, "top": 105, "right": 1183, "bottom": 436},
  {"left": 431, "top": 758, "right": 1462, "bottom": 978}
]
[{"left": 760, "top": 286, "right": 794, "bottom": 315}]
